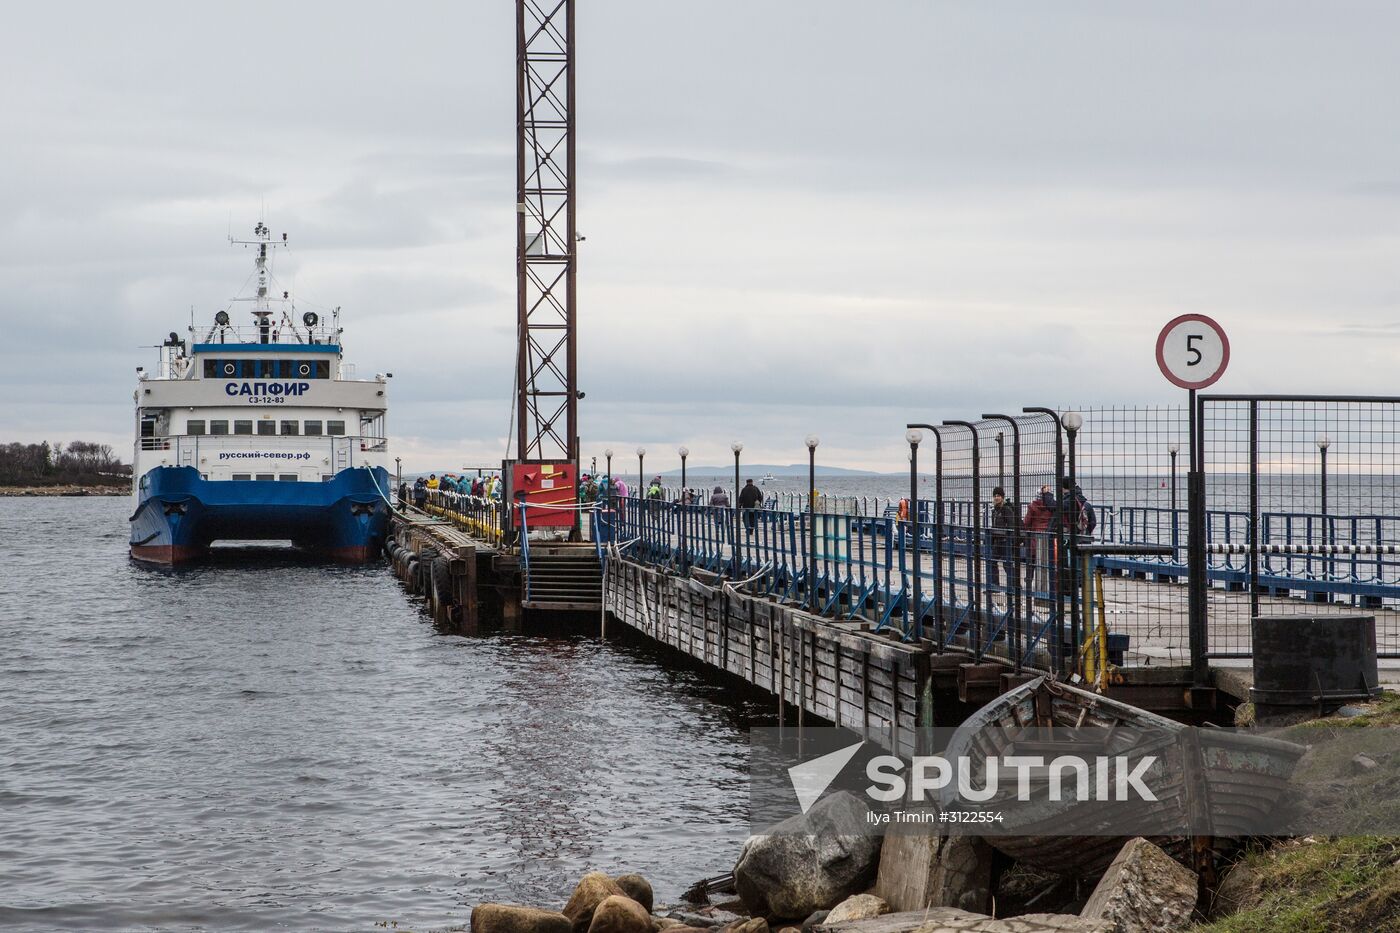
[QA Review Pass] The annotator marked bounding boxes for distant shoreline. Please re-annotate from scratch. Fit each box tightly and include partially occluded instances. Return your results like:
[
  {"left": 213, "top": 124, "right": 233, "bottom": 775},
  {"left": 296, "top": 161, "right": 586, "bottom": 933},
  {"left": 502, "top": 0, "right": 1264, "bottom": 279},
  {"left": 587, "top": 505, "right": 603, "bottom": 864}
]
[{"left": 0, "top": 485, "right": 127, "bottom": 497}]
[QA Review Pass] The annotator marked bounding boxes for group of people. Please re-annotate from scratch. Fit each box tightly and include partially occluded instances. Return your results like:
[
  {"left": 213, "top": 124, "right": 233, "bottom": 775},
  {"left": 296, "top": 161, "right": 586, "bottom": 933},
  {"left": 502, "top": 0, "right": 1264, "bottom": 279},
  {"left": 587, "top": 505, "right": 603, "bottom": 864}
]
[
  {"left": 577, "top": 475, "right": 768, "bottom": 510},
  {"left": 985, "top": 477, "right": 1097, "bottom": 597},
  {"left": 404, "top": 472, "right": 503, "bottom": 509}
]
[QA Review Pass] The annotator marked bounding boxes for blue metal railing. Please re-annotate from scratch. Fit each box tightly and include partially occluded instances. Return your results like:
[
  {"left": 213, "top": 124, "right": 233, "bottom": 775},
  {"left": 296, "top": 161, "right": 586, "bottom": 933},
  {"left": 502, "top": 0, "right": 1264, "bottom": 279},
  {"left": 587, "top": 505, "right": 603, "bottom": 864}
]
[{"left": 603, "top": 491, "right": 1400, "bottom": 666}]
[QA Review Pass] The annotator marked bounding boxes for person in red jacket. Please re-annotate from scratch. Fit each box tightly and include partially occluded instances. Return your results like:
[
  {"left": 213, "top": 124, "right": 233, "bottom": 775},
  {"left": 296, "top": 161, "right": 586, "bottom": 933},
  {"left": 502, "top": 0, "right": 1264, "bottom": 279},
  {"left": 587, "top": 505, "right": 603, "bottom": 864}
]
[{"left": 1023, "top": 485, "right": 1054, "bottom": 596}]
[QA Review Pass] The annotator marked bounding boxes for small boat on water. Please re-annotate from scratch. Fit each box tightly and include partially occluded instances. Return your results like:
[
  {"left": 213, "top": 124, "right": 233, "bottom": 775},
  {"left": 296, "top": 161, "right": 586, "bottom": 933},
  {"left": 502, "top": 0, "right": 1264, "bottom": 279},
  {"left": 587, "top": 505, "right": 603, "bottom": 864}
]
[
  {"left": 128, "top": 222, "right": 393, "bottom": 564},
  {"left": 760, "top": 472, "right": 776, "bottom": 485},
  {"left": 940, "top": 676, "right": 1305, "bottom": 876}
]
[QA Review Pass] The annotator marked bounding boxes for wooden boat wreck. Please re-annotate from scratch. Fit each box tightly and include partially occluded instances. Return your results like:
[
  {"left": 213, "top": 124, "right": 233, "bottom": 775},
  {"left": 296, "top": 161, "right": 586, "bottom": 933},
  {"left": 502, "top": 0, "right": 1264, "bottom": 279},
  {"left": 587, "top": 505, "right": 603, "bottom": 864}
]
[{"left": 939, "top": 676, "right": 1306, "bottom": 876}]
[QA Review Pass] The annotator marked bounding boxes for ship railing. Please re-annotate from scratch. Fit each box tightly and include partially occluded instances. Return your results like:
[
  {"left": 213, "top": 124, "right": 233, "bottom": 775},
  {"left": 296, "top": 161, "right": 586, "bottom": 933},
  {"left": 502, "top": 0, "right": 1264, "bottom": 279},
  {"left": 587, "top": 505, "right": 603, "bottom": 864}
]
[{"left": 192, "top": 323, "right": 341, "bottom": 346}]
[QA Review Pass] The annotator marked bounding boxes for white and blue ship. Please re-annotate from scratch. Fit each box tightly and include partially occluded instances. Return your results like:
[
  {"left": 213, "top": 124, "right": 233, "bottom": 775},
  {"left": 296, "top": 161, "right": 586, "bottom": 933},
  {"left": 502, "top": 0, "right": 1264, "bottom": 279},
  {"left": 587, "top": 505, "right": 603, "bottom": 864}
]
[{"left": 129, "top": 222, "right": 392, "bottom": 564}]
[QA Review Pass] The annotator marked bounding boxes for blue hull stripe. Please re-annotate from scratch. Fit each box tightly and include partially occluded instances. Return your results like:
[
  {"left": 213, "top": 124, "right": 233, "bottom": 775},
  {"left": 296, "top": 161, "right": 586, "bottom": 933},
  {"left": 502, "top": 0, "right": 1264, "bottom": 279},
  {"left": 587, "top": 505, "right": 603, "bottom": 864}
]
[{"left": 129, "top": 465, "right": 390, "bottom": 559}]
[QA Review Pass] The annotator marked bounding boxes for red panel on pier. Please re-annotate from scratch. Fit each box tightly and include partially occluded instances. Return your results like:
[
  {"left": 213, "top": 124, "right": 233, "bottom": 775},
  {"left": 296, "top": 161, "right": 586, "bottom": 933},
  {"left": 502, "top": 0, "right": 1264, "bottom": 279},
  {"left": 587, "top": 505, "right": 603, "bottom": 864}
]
[{"left": 511, "top": 462, "right": 577, "bottom": 528}]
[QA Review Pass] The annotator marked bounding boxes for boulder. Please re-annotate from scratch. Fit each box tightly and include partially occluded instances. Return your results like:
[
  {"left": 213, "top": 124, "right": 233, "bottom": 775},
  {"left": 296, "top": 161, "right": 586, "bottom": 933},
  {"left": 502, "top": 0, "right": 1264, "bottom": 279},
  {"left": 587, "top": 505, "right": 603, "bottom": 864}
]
[
  {"left": 721, "top": 920, "right": 769, "bottom": 933},
  {"left": 615, "top": 873, "right": 655, "bottom": 913},
  {"left": 823, "top": 895, "right": 889, "bottom": 925},
  {"left": 654, "top": 920, "right": 688, "bottom": 932},
  {"left": 472, "top": 904, "right": 573, "bottom": 933},
  {"left": 588, "top": 895, "right": 653, "bottom": 933},
  {"left": 874, "top": 833, "right": 993, "bottom": 915},
  {"left": 800, "top": 911, "right": 829, "bottom": 932},
  {"left": 734, "top": 791, "right": 882, "bottom": 919},
  {"left": 566, "top": 873, "right": 629, "bottom": 933},
  {"left": 815, "top": 908, "right": 1110, "bottom": 932},
  {"left": 1079, "top": 838, "right": 1197, "bottom": 933},
  {"left": 664, "top": 910, "right": 741, "bottom": 929}
]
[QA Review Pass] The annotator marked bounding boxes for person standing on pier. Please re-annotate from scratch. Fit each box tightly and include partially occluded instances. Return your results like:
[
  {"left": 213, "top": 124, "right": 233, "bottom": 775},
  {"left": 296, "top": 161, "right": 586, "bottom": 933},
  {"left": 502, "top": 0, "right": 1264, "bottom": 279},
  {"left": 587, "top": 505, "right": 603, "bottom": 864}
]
[
  {"left": 1023, "top": 485, "right": 1054, "bottom": 596},
  {"left": 739, "top": 478, "right": 763, "bottom": 533},
  {"left": 987, "top": 486, "right": 1019, "bottom": 605},
  {"left": 413, "top": 475, "right": 428, "bottom": 509}
]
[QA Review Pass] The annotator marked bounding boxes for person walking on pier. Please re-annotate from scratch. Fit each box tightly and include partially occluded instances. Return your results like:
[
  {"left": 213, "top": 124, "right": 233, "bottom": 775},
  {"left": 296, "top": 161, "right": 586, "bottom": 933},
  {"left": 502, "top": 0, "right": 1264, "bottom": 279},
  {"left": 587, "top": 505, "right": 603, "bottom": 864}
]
[
  {"left": 987, "top": 486, "right": 1019, "bottom": 606},
  {"left": 647, "top": 477, "right": 664, "bottom": 500},
  {"left": 739, "top": 478, "right": 763, "bottom": 533},
  {"left": 709, "top": 485, "right": 729, "bottom": 507}
]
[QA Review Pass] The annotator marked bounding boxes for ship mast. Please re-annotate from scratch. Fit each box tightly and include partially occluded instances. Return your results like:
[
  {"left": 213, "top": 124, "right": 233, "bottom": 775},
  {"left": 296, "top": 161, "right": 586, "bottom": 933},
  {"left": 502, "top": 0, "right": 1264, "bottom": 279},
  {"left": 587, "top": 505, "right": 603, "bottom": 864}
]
[{"left": 228, "top": 221, "right": 287, "bottom": 344}]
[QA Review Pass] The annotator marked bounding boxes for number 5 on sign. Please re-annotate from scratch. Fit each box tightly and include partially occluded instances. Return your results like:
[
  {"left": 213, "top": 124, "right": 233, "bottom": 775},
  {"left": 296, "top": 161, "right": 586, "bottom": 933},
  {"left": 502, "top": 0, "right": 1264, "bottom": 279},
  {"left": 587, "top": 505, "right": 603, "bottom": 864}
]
[{"left": 1156, "top": 314, "right": 1230, "bottom": 390}]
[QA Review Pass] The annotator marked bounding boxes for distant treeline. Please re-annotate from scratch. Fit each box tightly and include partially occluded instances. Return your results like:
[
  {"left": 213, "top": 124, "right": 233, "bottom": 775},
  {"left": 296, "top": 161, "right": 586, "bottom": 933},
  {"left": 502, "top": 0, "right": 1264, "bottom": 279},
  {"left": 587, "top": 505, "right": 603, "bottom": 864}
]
[{"left": 0, "top": 441, "right": 131, "bottom": 486}]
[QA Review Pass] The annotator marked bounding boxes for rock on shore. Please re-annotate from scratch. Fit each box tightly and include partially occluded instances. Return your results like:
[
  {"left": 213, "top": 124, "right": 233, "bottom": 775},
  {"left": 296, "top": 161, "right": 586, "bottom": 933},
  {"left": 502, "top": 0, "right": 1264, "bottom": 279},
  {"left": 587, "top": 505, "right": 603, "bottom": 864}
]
[
  {"left": 733, "top": 791, "right": 882, "bottom": 919},
  {"left": 472, "top": 904, "right": 573, "bottom": 933},
  {"left": 564, "top": 873, "right": 630, "bottom": 933},
  {"left": 588, "top": 894, "right": 653, "bottom": 933}
]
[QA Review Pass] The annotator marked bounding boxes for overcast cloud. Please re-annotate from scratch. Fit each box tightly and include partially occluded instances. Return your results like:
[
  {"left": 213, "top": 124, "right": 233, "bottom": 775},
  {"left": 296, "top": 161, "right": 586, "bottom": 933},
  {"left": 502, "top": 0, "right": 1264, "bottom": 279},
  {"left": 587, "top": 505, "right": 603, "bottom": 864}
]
[{"left": 2, "top": 1, "right": 1397, "bottom": 472}]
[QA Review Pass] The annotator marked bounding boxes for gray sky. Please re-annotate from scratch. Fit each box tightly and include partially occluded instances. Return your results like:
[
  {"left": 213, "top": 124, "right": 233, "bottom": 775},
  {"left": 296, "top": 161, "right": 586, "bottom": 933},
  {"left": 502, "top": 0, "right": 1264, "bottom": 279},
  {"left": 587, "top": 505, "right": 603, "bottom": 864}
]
[{"left": 3, "top": 1, "right": 1397, "bottom": 471}]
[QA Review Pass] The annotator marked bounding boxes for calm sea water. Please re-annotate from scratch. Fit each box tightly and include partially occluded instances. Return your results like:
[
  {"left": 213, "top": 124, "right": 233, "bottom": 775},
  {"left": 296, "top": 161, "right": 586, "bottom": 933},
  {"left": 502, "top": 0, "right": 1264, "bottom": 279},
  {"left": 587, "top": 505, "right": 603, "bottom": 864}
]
[{"left": 0, "top": 498, "right": 763, "bottom": 933}]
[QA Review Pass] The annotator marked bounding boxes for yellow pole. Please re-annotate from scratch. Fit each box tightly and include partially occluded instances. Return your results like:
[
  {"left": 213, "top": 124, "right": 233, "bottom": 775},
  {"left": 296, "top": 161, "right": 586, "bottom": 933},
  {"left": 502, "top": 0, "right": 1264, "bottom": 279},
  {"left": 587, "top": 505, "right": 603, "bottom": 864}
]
[
  {"left": 1095, "top": 565, "right": 1109, "bottom": 692},
  {"left": 1080, "top": 554, "right": 1094, "bottom": 684}
]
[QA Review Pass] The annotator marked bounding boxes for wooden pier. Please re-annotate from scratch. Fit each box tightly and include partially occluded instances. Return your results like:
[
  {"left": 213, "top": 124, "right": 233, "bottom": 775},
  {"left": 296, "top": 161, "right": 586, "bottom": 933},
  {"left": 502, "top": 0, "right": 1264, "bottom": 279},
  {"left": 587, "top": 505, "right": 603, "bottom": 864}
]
[{"left": 384, "top": 494, "right": 1400, "bottom": 728}]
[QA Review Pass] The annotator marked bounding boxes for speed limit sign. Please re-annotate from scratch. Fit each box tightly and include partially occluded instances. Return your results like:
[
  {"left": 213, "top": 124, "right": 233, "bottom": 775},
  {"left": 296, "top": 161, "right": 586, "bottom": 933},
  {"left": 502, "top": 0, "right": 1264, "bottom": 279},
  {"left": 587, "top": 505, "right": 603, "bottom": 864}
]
[{"left": 1156, "top": 314, "right": 1229, "bottom": 390}]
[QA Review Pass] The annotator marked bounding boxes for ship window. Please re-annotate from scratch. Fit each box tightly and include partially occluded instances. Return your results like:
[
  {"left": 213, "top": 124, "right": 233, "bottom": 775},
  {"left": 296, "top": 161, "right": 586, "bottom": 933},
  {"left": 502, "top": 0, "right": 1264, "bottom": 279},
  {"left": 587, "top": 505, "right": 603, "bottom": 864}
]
[
  {"left": 232, "top": 473, "right": 252, "bottom": 481},
  {"left": 322, "top": 474, "right": 334, "bottom": 482},
  {"left": 209, "top": 420, "right": 229, "bottom": 435},
  {"left": 327, "top": 420, "right": 346, "bottom": 436},
  {"left": 280, "top": 420, "right": 299, "bottom": 436},
  {"left": 234, "top": 420, "right": 253, "bottom": 435},
  {"left": 279, "top": 474, "right": 298, "bottom": 482},
  {"left": 257, "top": 421, "right": 276, "bottom": 436},
  {"left": 256, "top": 474, "right": 275, "bottom": 482},
  {"left": 187, "top": 420, "right": 206, "bottom": 436},
  {"left": 304, "top": 420, "right": 323, "bottom": 436}
]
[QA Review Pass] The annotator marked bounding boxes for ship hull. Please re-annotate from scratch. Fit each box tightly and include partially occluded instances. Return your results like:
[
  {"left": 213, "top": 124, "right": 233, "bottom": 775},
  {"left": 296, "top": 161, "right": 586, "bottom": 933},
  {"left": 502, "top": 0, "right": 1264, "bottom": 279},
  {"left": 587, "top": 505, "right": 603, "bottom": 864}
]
[{"left": 129, "top": 465, "right": 391, "bottom": 565}]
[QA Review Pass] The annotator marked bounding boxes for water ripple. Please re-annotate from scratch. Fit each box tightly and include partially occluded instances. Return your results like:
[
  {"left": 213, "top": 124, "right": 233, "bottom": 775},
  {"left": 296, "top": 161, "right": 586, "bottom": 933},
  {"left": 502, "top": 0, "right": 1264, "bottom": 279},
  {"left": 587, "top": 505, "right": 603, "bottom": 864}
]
[{"left": 0, "top": 498, "right": 762, "bottom": 932}]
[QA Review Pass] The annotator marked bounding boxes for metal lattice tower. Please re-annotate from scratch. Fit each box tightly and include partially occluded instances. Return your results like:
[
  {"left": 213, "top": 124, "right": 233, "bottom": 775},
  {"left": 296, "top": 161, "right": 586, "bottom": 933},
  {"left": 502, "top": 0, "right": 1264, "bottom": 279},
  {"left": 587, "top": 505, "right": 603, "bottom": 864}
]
[{"left": 515, "top": 0, "right": 577, "bottom": 463}]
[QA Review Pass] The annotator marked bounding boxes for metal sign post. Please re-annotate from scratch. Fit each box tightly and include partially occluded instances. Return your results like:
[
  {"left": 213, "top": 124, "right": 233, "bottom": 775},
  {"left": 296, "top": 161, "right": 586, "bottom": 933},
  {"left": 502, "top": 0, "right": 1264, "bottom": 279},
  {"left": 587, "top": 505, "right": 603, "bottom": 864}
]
[{"left": 1157, "top": 314, "right": 1230, "bottom": 691}]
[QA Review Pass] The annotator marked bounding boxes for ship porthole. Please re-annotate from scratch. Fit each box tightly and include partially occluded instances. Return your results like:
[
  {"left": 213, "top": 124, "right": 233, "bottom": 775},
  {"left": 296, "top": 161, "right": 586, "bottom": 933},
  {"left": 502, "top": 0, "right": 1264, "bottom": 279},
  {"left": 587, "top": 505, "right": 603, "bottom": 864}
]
[
  {"left": 298, "top": 363, "right": 311, "bottom": 376},
  {"left": 223, "top": 363, "right": 235, "bottom": 376}
]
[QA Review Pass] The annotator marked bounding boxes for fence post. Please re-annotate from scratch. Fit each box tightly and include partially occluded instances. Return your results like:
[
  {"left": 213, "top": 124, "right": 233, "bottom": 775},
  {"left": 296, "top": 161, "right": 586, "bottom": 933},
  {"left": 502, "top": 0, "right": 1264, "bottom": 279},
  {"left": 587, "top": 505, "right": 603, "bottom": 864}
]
[{"left": 943, "top": 420, "right": 982, "bottom": 659}]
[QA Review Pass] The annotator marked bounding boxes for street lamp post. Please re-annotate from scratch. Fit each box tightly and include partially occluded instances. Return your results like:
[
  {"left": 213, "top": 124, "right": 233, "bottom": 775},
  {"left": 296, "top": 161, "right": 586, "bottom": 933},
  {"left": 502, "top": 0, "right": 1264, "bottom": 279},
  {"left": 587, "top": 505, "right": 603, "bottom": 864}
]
[
  {"left": 731, "top": 442, "right": 743, "bottom": 577},
  {"left": 637, "top": 446, "right": 646, "bottom": 501},
  {"left": 1316, "top": 433, "right": 1331, "bottom": 603},
  {"left": 678, "top": 445, "right": 690, "bottom": 572},
  {"left": 906, "top": 429, "right": 923, "bottom": 637},
  {"left": 1061, "top": 411, "right": 1084, "bottom": 673},
  {"left": 806, "top": 435, "right": 820, "bottom": 614},
  {"left": 1317, "top": 434, "right": 1331, "bottom": 519},
  {"left": 1168, "top": 442, "right": 1179, "bottom": 554},
  {"left": 604, "top": 448, "right": 613, "bottom": 484}
]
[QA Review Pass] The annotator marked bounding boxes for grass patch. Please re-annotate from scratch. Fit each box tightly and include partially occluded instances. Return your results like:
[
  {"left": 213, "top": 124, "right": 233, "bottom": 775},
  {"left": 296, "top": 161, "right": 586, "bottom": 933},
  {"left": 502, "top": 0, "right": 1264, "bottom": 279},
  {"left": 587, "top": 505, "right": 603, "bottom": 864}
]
[
  {"left": 1197, "top": 837, "right": 1400, "bottom": 933},
  {"left": 1295, "top": 693, "right": 1400, "bottom": 730}
]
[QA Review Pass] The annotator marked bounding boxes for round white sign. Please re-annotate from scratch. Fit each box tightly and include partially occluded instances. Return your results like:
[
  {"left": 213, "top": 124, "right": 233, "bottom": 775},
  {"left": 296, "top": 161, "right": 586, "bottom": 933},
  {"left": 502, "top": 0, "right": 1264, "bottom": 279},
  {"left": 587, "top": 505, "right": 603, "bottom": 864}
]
[{"left": 1156, "top": 314, "right": 1230, "bottom": 390}]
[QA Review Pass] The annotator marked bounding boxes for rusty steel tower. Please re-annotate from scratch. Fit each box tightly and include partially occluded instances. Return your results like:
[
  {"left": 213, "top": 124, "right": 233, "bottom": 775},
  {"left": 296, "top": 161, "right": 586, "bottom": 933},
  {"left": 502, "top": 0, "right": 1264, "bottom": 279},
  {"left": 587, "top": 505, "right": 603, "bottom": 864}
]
[{"left": 515, "top": 0, "right": 577, "bottom": 463}]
